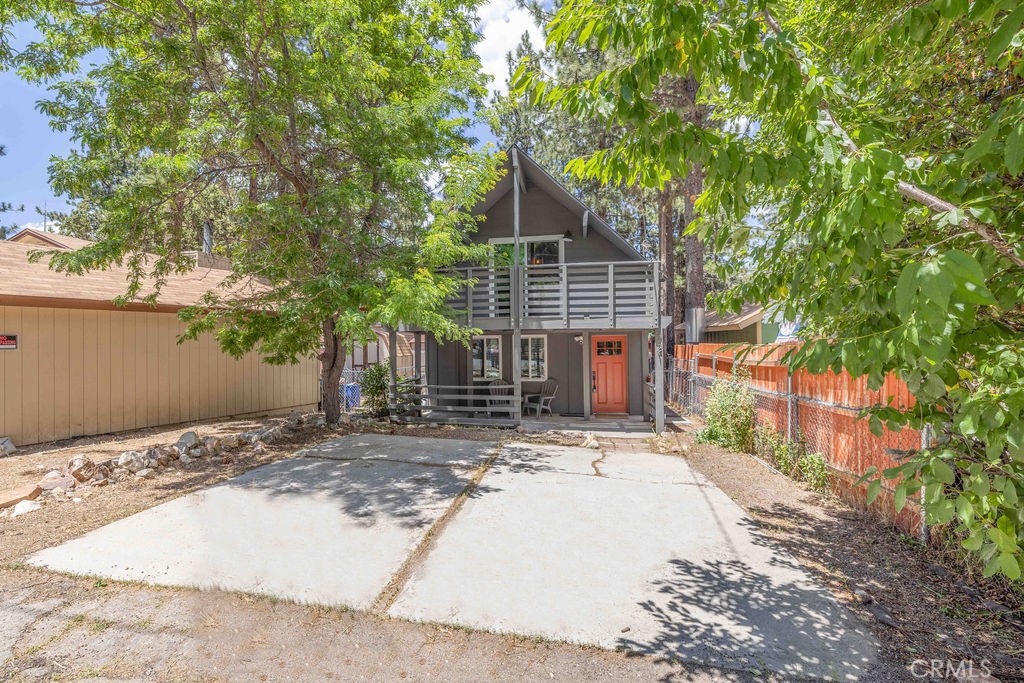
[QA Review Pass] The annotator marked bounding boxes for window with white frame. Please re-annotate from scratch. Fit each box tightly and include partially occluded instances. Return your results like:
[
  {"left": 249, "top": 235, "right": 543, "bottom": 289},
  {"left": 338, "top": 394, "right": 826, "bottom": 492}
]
[
  {"left": 520, "top": 335, "right": 547, "bottom": 380},
  {"left": 490, "top": 236, "right": 565, "bottom": 265},
  {"left": 471, "top": 336, "right": 502, "bottom": 381}
]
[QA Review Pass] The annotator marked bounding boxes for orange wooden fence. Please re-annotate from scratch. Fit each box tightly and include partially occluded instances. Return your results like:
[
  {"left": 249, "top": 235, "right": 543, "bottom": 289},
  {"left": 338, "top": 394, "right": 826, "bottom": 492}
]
[{"left": 674, "top": 343, "right": 923, "bottom": 535}]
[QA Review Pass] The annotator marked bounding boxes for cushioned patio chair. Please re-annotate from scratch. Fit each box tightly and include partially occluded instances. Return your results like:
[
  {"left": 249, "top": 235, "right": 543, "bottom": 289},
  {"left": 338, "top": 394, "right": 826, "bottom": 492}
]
[{"left": 523, "top": 378, "right": 558, "bottom": 417}]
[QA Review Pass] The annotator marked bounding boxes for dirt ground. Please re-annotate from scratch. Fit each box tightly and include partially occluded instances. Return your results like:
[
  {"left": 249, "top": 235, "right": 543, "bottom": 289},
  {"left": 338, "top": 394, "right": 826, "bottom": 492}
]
[{"left": 647, "top": 429, "right": 1024, "bottom": 682}]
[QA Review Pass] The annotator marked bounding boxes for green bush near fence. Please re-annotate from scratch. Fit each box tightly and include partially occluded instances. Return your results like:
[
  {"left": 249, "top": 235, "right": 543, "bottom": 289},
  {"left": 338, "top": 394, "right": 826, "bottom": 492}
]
[
  {"left": 695, "top": 368, "right": 756, "bottom": 453},
  {"left": 754, "top": 424, "right": 830, "bottom": 493},
  {"left": 361, "top": 362, "right": 390, "bottom": 418}
]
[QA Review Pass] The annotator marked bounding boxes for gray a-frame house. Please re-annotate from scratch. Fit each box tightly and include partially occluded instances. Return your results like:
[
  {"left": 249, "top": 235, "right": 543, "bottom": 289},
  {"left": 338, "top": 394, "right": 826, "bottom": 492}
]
[{"left": 387, "top": 148, "right": 669, "bottom": 432}]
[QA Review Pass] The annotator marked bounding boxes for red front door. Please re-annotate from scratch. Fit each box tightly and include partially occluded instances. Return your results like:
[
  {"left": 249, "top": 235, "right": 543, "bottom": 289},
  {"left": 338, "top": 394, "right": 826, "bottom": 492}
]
[{"left": 591, "top": 335, "right": 628, "bottom": 414}]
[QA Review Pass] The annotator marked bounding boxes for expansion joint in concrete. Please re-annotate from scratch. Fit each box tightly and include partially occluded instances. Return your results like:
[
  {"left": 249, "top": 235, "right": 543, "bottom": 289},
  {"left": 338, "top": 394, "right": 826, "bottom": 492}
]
[{"left": 368, "top": 446, "right": 502, "bottom": 616}]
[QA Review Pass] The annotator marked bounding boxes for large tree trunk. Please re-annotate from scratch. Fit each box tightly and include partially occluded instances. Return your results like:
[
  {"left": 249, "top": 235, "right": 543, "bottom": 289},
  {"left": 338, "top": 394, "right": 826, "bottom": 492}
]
[
  {"left": 319, "top": 317, "right": 346, "bottom": 425},
  {"left": 681, "top": 167, "right": 706, "bottom": 341},
  {"left": 657, "top": 187, "right": 676, "bottom": 352}
]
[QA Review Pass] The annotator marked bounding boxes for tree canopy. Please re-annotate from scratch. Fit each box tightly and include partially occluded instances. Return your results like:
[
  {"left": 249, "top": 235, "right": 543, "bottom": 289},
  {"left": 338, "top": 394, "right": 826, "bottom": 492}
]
[
  {"left": 5, "top": 0, "right": 500, "bottom": 422},
  {"left": 516, "top": 0, "right": 1024, "bottom": 578}
]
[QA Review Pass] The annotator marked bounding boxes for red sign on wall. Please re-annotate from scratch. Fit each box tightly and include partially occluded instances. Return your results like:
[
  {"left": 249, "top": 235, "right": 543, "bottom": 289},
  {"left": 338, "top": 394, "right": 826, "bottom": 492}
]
[{"left": 0, "top": 334, "right": 17, "bottom": 350}]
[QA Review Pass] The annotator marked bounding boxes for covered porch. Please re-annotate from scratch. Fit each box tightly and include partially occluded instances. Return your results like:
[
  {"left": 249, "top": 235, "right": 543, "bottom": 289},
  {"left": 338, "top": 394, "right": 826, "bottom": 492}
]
[{"left": 385, "top": 328, "right": 668, "bottom": 432}]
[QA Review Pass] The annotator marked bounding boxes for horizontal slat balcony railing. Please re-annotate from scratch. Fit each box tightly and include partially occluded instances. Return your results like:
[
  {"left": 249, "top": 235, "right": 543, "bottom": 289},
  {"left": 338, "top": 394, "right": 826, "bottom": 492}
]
[
  {"left": 390, "top": 382, "right": 521, "bottom": 426},
  {"left": 445, "top": 261, "right": 658, "bottom": 330}
]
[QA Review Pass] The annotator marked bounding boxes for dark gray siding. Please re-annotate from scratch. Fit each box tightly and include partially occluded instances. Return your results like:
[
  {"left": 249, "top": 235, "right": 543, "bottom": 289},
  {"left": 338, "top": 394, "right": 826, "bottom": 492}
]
[
  {"left": 471, "top": 187, "right": 633, "bottom": 263},
  {"left": 426, "top": 330, "right": 646, "bottom": 417}
]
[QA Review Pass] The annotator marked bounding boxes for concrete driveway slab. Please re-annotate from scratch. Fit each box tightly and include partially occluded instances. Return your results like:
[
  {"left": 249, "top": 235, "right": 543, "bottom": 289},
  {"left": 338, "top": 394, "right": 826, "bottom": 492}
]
[
  {"left": 28, "top": 436, "right": 496, "bottom": 609},
  {"left": 389, "top": 443, "right": 877, "bottom": 681}
]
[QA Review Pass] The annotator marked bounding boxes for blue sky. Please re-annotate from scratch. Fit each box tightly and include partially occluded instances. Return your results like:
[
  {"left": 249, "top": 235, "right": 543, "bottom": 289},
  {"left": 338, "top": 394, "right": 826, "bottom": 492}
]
[{"left": 0, "top": 0, "right": 541, "bottom": 232}]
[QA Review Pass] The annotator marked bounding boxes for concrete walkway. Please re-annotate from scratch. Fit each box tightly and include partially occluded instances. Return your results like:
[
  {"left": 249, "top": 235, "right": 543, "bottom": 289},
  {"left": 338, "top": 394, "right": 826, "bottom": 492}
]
[{"left": 27, "top": 434, "right": 876, "bottom": 680}]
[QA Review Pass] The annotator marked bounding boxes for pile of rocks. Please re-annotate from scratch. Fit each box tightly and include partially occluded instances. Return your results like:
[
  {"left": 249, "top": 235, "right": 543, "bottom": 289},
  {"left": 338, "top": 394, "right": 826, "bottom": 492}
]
[{"left": 2, "top": 412, "right": 319, "bottom": 518}]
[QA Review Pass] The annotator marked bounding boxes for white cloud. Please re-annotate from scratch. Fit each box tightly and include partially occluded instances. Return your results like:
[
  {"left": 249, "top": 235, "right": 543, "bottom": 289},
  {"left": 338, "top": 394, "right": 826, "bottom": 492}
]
[{"left": 475, "top": 0, "right": 545, "bottom": 95}]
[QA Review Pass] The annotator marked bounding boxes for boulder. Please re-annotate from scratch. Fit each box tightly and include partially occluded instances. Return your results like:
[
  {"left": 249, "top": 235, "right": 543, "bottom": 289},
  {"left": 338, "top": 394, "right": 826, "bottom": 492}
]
[
  {"left": 11, "top": 499, "right": 41, "bottom": 517},
  {"left": 90, "top": 475, "right": 109, "bottom": 487},
  {"left": 259, "top": 426, "right": 283, "bottom": 443},
  {"left": 179, "top": 454, "right": 193, "bottom": 467},
  {"left": 0, "top": 483, "right": 42, "bottom": 509},
  {"left": 285, "top": 412, "right": 303, "bottom": 429},
  {"left": 117, "top": 451, "right": 147, "bottom": 473},
  {"left": 0, "top": 436, "right": 16, "bottom": 457},
  {"left": 241, "top": 431, "right": 261, "bottom": 444},
  {"left": 135, "top": 468, "right": 155, "bottom": 479},
  {"left": 220, "top": 435, "right": 241, "bottom": 450},
  {"left": 155, "top": 453, "right": 171, "bottom": 467},
  {"left": 202, "top": 436, "right": 221, "bottom": 455},
  {"left": 67, "top": 455, "right": 98, "bottom": 483},
  {"left": 176, "top": 431, "right": 199, "bottom": 451},
  {"left": 39, "top": 474, "right": 76, "bottom": 491}
]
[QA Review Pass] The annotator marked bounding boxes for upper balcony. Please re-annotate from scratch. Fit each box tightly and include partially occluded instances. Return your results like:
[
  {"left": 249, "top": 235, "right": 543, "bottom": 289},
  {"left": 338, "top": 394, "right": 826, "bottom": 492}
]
[{"left": 446, "top": 261, "right": 660, "bottom": 331}]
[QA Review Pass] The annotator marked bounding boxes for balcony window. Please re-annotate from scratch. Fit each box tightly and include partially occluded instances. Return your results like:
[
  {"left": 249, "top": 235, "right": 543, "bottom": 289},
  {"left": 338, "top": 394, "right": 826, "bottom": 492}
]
[
  {"left": 526, "top": 241, "right": 559, "bottom": 265},
  {"left": 520, "top": 335, "right": 547, "bottom": 379},
  {"left": 471, "top": 336, "right": 502, "bottom": 381},
  {"left": 490, "top": 236, "right": 565, "bottom": 266}
]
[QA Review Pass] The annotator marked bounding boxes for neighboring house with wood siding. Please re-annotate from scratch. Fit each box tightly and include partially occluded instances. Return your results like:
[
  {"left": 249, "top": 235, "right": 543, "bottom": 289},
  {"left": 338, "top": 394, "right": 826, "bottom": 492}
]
[
  {"left": 1, "top": 228, "right": 319, "bottom": 447},
  {"left": 676, "top": 303, "right": 770, "bottom": 345}
]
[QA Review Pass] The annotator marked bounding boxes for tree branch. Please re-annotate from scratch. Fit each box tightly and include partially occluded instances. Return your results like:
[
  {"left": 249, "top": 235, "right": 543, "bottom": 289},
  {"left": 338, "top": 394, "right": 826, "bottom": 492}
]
[{"left": 762, "top": 9, "right": 1024, "bottom": 270}]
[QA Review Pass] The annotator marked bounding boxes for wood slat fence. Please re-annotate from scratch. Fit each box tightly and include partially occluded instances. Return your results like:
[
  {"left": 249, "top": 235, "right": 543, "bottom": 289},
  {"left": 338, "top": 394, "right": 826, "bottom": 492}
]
[{"left": 672, "top": 343, "right": 925, "bottom": 535}]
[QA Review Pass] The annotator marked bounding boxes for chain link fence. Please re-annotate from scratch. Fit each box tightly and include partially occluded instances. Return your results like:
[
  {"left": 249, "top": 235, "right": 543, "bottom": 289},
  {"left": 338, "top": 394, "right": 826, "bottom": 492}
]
[
  {"left": 668, "top": 353, "right": 925, "bottom": 535},
  {"left": 321, "top": 365, "right": 415, "bottom": 411}
]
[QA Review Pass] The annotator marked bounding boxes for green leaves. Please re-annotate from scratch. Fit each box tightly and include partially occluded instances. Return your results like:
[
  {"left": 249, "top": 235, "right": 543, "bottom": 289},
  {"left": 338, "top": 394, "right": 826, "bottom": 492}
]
[
  {"left": 986, "top": 4, "right": 1024, "bottom": 63},
  {"left": 1006, "top": 124, "right": 1024, "bottom": 176}
]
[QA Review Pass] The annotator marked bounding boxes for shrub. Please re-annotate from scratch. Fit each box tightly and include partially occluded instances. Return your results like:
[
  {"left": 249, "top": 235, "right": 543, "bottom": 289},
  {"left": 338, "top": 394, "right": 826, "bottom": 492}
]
[
  {"left": 753, "top": 424, "right": 830, "bottom": 492},
  {"left": 360, "top": 362, "right": 391, "bottom": 418},
  {"left": 798, "top": 451, "right": 830, "bottom": 492},
  {"left": 696, "top": 367, "right": 756, "bottom": 453},
  {"left": 754, "top": 424, "right": 796, "bottom": 476}
]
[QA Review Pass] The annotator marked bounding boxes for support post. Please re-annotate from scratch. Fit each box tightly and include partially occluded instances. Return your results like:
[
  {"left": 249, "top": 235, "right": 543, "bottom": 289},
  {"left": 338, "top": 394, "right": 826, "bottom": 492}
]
[
  {"left": 919, "top": 423, "right": 932, "bottom": 545},
  {"left": 654, "top": 328, "right": 665, "bottom": 433},
  {"left": 413, "top": 331, "right": 422, "bottom": 381},
  {"left": 512, "top": 150, "right": 523, "bottom": 422},
  {"left": 582, "top": 332, "right": 592, "bottom": 420},
  {"left": 388, "top": 327, "right": 398, "bottom": 418},
  {"left": 467, "top": 268, "right": 474, "bottom": 327},
  {"left": 786, "top": 369, "right": 794, "bottom": 442},
  {"left": 652, "top": 260, "right": 664, "bottom": 433},
  {"left": 561, "top": 263, "right": 569, "bottom": 327},
  {"left": 607, "top": 263, "right": 616, "bottom": 327}
]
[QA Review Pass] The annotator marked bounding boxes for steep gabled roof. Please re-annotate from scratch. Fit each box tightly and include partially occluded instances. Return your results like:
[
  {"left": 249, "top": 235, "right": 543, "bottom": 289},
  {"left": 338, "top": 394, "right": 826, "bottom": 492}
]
[{"left": 475, "top": 146, "right": 646, "bottom": 261}]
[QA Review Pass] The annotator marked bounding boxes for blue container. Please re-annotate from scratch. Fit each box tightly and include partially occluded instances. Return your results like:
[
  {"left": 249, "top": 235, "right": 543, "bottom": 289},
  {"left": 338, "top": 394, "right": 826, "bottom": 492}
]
[{"left": 343, "top": 383, "right": 361, "bottom": 410}]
